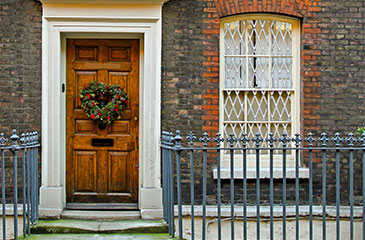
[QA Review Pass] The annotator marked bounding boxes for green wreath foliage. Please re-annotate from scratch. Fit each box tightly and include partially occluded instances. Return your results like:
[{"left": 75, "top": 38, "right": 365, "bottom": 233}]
[
  {"left": 358, "top": 127, "right": 365, "bottom": 135},
  {"left": 80, "top": 81, "right": 128, "bottom": 125}
]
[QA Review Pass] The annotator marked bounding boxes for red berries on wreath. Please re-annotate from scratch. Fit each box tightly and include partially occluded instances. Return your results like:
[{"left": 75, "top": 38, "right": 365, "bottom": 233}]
[{"left": 79, "top": 81, "right": 128, "bottom": 127}]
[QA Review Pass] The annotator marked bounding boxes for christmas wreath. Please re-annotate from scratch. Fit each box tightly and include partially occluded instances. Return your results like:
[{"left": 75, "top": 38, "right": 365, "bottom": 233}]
[{"left": 80, "top": 81, "right": 128, "bottom": 130}]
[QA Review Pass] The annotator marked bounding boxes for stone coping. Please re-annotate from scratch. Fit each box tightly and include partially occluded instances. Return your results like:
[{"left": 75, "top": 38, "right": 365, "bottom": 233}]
[{"left": 175, "top": 205, "right": 364, "bottom": 218}]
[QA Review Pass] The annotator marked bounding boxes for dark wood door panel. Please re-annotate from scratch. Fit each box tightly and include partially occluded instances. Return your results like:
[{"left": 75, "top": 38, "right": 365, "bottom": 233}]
[{"left": 66, "top": 39, "right": 139, "bottom": 206}]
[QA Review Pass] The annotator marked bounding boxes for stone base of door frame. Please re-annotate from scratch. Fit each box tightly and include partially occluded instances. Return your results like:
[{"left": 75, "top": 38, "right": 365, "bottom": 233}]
[
  {"left": 38, "top": 186, "right": 163, "bottom": 219},
  {"left": 140, "top": 187, "right": 163, "bottom": 219}
]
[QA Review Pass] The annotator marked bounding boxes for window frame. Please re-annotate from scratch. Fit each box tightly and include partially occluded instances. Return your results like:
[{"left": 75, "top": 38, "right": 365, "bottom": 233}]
[{"left": 219, "top": 14, "right": 301, "bottom": 168}]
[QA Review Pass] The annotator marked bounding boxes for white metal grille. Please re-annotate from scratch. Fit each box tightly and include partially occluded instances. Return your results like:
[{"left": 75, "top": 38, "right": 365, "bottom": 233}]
[{"left": 222, "top": 17, "right": 297, "bottom": 155}]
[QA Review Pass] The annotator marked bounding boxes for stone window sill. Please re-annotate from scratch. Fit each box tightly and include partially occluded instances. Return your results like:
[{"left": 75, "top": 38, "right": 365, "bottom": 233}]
[{"left": 212, "top": 167, "right": 309, "bottom": 179}]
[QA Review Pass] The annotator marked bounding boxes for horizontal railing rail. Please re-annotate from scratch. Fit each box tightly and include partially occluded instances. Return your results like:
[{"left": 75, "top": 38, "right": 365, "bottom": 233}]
[
  {"left": 161, "top": 130, "right": 365, "bottom": 240},
  {"left": 0, "top": 130, "right": 40, "bottom": 240}
]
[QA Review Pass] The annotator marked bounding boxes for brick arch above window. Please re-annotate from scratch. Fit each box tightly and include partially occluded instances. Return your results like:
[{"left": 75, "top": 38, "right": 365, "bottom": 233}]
[{"left": 212, "top": 0, "right": 314, "bottom": 18}]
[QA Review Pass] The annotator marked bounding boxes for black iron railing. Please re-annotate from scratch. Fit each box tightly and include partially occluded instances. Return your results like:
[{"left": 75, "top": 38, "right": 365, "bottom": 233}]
[
  {"left": 0, "top": 130, "right": 40, "bottom": 239},
  {"left": 161, "top": 130, "right": 365, "bottom": 240}
]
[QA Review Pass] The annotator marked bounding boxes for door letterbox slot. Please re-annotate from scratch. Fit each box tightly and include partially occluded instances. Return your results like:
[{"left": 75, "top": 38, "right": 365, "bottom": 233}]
[{"left": 92, "top": 138, "right": 114, "bottom": 147}]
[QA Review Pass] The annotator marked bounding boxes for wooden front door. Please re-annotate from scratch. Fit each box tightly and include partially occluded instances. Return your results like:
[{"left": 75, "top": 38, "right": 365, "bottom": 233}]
[{"left": 66, "top": 39, "right": 139, "bottom": 207}]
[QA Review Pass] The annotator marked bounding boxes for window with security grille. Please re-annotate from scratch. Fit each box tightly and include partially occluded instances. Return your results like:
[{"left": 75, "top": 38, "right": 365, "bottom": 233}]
[{"left": 220, "top": 15, "right": 300, "bottom": 167}]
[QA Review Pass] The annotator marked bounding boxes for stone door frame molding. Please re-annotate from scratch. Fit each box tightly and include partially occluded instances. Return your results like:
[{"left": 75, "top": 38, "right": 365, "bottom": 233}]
[{"left": 40, "top": 1, "right": 165, "bottom": 219}]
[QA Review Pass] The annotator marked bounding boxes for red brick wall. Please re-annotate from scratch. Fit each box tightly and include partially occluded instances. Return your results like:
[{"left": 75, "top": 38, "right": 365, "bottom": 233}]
[
  {"left": 162, "top": 0, "right": 365, "bottom": 206},
  {"left": 201, "top": 0, "right": 322, "bottom": 138},
  {"left": 213, "top": 0, "right": 305, "bottom": 18}
]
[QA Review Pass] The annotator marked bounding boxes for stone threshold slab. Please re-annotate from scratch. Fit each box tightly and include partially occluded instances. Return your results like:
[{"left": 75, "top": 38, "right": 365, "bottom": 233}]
[{"left": 60, "top": 210, "right": 141, "bottom": 220}]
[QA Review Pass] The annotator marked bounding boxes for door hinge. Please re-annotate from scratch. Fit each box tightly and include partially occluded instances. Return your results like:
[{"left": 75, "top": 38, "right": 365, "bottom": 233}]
[{"left": 62, "top": 83, "right": 65, "bottom": 93}]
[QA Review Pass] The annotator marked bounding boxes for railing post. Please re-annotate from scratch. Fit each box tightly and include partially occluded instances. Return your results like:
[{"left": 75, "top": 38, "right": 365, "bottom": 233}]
[
  {"left": 20, "top": 133, "right": 27, "bottom": 238},
  {"left": 253, "top": 132, "right": 263, "bottom": 240},
  {"left": 227, "top": 133, "right": 237, "bottom": 240},
  {"left": 0, "top": 133, "right": 8, "bottom": 240},
  {"left": 213, "top": 133, "right": 224, "bottom": 240},
  {"left": 161, "top": 131, "right": 169, "bottom": 223},
  {"left": 292, "top": 133, "right": 302, "bottom": 240},
  {"left": 199, "top": 132, "right": 210, "bottom": 240},
  {"left": 187, "top": 132, "right": 196, "bottom": 240},
  {"left": 280, "top": 132, "right": 290, "bottom": 240},
  {"left": 240, "top": 134, "right": 249, "bottom": 240},
  {"left": 10, "top": 130, "right": 20, "bottom": 240},
  {"left": 168, "top": 132, "right": 175, "bottom": 237},
  {"left": 319, "top": 133, "right": 329, "bottom": 240},
  {"left": 32, "top": 132, "right": 37, "bottom": 223},
  {"left": 174, "top": 130, "right": 183, "bottom": 240},
  {"left": 266, "top": 133, "right": 276, "bottom": 240},
  {"left": 34, "top": 132, "right": 39, "bottom": 220},
  {"left": 332, "top": 132, "right": 343, "bottom": 240},
  {"left": 359, "top": 133, "right": 365, "bottom": 240},
  {"left": 29, "top": 132, "right": 36, "bottom": 224},
  {"left": 25, "top": 133, "right": 31, "bottom": 234},
  {"left": 305, "top": 132, "right": 316, "bottom": 240},
  {"left": 346, "top": 133, "right": 356, "bottom": 240}
]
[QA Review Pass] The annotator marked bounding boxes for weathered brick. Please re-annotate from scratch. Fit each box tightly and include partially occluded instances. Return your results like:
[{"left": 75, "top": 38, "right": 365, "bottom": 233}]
[{"left": 0, "top": 0, "right": 42, "bottom": 202}]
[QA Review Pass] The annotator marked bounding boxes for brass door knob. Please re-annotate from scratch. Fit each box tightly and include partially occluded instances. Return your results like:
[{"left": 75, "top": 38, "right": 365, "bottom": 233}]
[{"left": 134, "top": 116, "right": 138, "bottom": 121}]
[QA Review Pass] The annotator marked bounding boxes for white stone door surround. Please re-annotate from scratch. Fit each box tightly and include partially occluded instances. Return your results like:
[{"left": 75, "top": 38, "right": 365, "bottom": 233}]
[{"left": 40, "top": 0, "right": 166, "bottom": 219}]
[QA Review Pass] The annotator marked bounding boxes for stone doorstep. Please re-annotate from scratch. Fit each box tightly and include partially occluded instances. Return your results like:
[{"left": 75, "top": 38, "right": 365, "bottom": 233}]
[
  {"left": 31, "top": 219, "right": 169, "bottom": 234},
  {"left": 60, "top": 210, "right": 141, "bottom": 220}
]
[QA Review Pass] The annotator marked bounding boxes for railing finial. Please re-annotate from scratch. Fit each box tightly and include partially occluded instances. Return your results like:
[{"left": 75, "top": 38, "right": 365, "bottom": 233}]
[
  {"left": 292, "top": 133, "right": 302, "bottom": 147},
  {"left": 213, "top": 132, "right": 224, "bottom": 147},
  {"left": 345, "top": 132, "right": 356, "bottom": 147},
  {"left": 331, "top": 132, "right": 344, "bottom": 147},
  {"left": 305, "top": 132, "right": 316, "bottom": 147},
  {"left": 10, "top": 129, "right": 20, "bottom": 152},
  {"left": 252, "top": 132, "right": 263, "bottom": 148},
  {"left": 318, "top": 132, "right": 329, "bottom": 147},
  {"left": 240, "top": 133, "right": 250, "bottom": 147},
  {"left": 186, "top": 131, "right": 197, "bottom": 147},
  {"left": 199, "top": 132, "right": 211, "bottom": 147},
  {"left": 25, "top": 132, "right": 31, "bottom": 146},
  {"left": 266, "top": 132, "right": 277, "bottom": 147},
  {"left": 35, "top": 131, "right": 39, "bottom": 144},
  {"left": 161, "top": 131, "right": 169, "bottom": 145},
  {"left": 30, "top": 132, "right": 35, "bottom": 145},
  {"left": 279, "top": 131, "right": 290, "bottom": 147},
  {"left": 0, "top": 133, "right": 8, "bottom": 146},
  {"left": 174, "top": 130, "right": 182, "bottom": 150},
  {"left": 20, "top": 133, "right": 26, "bottom": 147},
  {"left": 226, "top": 133, "right": 237, "bottom": 147}
]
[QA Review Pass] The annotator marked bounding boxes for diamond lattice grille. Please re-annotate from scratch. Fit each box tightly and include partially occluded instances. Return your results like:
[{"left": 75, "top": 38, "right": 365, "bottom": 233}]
[
  {"left": 224, "top": 21, "right": 246, "bottom": 56},
  {"left": 272, "top": 58, "right": 292, "bottom": 88},
  {"left": 270, "top": 91, "right": 292, "bottom": 121},
  {"left": 247, "top": 20, "right": 270, "bottom": 55},
  {"left": 224, "top": 90, "right": 245, "bottom": 121},
  {"left": 271, "top": 21, "right": 292, "bottom": 56},
  {"left": 225, "top": 58, "right": 246, "bottom": 88},
  {"left": 222, "top": 17, "right": 297, "bottom": 156},
  {"left": 247, "top": 91, "right": 268, "bottom": 121}
]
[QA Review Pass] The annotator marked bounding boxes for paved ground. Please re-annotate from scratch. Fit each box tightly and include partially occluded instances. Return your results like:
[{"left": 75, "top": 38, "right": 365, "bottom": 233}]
[{"left": 21, "top": 233, "right": 175, "bottom": 240}]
